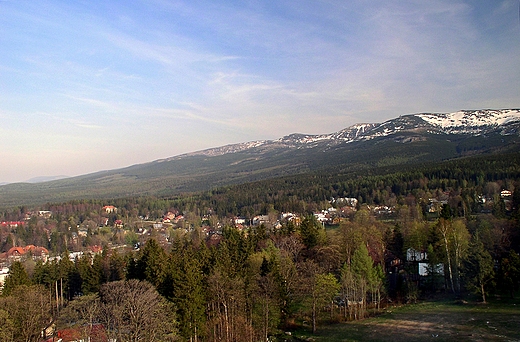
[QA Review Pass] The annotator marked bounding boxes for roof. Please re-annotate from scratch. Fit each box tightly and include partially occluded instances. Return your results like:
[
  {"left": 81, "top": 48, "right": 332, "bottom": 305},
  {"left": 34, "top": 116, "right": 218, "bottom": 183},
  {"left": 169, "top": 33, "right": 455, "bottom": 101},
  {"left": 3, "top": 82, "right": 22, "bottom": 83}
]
[
  {"left": 7, "top": 245, "right": 49, "bottom": 257},
  {"left": 44, "top": 324, "right": 107, "bottom": 342},
  {"left": 89, "top": 245, "right": 103, "bottom": 253}
]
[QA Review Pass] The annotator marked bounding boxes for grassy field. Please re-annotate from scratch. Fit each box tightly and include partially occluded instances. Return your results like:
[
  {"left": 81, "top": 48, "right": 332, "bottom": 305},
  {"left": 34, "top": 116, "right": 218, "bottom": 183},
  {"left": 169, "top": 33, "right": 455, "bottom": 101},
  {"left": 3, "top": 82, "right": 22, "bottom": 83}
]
[{"left": 283, "top": 297, "right": 520, "bottom": 342}]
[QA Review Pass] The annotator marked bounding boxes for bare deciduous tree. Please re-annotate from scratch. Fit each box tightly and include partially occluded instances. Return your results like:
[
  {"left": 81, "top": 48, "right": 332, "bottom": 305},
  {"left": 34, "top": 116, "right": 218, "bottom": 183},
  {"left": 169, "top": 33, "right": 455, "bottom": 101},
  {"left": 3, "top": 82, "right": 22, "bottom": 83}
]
[
  {"left": 0, "top": 285, "right": 52, "bottom": 342},
  {"left": 99, "top": 279, "right": 177, "bottom": 342}
]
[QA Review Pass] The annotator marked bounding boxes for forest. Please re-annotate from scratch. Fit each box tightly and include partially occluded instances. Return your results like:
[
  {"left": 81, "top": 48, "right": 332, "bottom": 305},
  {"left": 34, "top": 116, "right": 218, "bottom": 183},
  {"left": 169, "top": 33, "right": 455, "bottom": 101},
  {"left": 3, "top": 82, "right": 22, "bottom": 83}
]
[{"left": 0, "top": 152, "right": 519, "bottom": 341}]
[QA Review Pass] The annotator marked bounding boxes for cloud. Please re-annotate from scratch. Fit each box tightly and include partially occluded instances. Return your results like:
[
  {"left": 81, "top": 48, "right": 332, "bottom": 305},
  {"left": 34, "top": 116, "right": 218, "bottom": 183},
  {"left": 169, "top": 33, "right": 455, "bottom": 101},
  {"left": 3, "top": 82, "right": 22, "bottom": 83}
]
[{"left": 1, "top": 0, "right": 519, "bottom": 182}]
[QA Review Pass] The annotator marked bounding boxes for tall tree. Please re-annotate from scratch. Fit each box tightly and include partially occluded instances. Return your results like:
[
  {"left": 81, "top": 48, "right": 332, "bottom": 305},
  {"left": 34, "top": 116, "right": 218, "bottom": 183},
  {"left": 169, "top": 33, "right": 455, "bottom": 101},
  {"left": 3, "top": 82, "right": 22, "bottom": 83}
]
[
  {"left": 311, "top": 273, "right": 340, "bottom": 333},
  {"left": 99, "top": 279, "right": 177, "bottom": 342},
  {"left": 168, "top": 242, "right": 207, "bottom": 342},
  {"left": 2, "top": 261, "right": 30, "bottom": 296},
  {"left": 249, "top": 251, "right": 282, "bottom": 342},
  {"left": 206, "top": 267, "right": 252, "bottom": 342},
  {"left": 341, "top": 242, "right": 379, "bottom": 320},
  {"left": 56, "top": 294, "right": 101, "bottom": 341},
  {"left": 297, "top": 260, "right": 340, "bottom": 333},
  {"left": 451, "top": 219, "right": 470, "bottom": 292},
  {"left": 462, "top": 237, "right": 494, "bottom": 303},
  {"left": 499, "top": 250, "right": 520, "bottom": 298},
  {"left": 437, "top": 217, "right": 455, "bottom": 293},
  {"left": 128, "top": 239, "right": 167, "bottom": 288},
  {"left": 299, "top": 215, "right": 324, "bottom": 250}
]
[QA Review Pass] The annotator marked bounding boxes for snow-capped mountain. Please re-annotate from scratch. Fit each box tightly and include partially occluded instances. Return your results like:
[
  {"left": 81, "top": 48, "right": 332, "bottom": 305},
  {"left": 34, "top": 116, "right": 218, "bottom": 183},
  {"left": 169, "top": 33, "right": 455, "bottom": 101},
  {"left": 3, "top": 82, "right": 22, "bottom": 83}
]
[
  {"left": 416, "top": 109, "right": 520, "bottom": 129},
  {"left": 171, "top": 109, "right": 520, "bottom": 158},
  {"left": 3, "top": 109, "right": 519, "bottom": 207}
]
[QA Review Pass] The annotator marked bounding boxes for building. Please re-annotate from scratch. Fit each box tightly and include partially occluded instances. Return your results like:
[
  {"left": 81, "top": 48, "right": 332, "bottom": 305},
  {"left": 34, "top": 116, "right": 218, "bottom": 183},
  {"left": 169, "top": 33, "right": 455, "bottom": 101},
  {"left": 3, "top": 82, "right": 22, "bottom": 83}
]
[
  {"left": 102, "top": 205, "right": 117, "bottom": 214},
  {"left": 6, "top": 245, "right": 49, "bottom": 263}
]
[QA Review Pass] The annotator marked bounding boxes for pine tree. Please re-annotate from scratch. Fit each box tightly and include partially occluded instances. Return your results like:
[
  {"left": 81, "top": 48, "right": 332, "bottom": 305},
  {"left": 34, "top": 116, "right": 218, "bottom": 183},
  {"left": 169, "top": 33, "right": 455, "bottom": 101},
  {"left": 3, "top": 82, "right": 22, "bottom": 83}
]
[
  {"left": 2, "top": 261, "right": 30, "bottom": 296},
  {"left": 168, "top": 243, "right": 207, "bottom": 341},
  {"left": 299, "top": 215, "right": 323, "bottom": 250}
]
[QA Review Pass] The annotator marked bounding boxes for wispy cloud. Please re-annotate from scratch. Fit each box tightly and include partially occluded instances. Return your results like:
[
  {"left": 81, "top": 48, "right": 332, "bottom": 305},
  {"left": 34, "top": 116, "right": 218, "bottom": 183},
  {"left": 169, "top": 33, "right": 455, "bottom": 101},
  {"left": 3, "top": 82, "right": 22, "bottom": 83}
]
[{"left": 0, "top": 0, "right": 519, "bottom": 182}]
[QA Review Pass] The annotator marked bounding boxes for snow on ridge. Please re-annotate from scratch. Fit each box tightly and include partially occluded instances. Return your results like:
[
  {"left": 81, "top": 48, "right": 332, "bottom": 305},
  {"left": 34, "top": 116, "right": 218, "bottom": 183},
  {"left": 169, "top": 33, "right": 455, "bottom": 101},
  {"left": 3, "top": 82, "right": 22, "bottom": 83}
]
[
  {"left": 416, "top": 109, "right": 520, "bottom": 129},
  {"left": 160, "top": 109, "right": 519, "bottom": 162},
  {"left": 336, "top": 123, "right": 377, "bottom": 138}
]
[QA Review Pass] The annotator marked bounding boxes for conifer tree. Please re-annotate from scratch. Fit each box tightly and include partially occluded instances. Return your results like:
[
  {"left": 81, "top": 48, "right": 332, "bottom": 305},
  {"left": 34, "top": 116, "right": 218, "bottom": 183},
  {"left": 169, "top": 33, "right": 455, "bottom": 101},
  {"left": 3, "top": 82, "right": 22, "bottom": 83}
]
[
  {"left": 2, "top": 261, "right": 30, "bottom": 296},
  {"left": 299, "top": 215, "right": 323, "bottom": 250},
  {"left": 168, "top": 242, "right": 207, "bottom": 341}
]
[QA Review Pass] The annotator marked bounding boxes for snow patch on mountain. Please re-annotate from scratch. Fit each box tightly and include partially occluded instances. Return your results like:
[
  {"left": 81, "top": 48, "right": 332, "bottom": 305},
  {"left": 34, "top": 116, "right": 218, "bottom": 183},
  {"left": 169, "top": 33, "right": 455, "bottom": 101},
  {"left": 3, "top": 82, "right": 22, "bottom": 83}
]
[
  {"left": 416, "top": 109, "right": 520, "bottom": 129},
  {"left": 162, "top": 109, "right": 520, "bottom": 159}
]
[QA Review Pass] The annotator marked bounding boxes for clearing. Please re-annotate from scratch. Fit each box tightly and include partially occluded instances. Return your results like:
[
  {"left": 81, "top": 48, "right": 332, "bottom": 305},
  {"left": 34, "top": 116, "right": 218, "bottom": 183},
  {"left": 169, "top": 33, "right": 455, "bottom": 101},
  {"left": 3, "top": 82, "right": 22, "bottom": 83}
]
[{"left": 286, "top": 298, "right": 520, "bottom": 342}]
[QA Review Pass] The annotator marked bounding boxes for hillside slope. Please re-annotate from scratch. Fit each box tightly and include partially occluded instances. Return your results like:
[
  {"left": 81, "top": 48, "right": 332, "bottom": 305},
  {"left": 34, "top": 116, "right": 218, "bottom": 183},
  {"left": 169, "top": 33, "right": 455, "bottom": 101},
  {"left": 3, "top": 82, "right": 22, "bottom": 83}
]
[{"left": 0, "top": 109, "right": 518, "bottom": 207}]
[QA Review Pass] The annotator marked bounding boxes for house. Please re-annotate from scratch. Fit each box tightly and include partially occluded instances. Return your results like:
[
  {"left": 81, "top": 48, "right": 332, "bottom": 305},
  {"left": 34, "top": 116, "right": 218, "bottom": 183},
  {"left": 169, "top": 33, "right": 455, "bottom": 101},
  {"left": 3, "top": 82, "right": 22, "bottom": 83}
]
[
  {"left": 38, "top": 210, "right": 53, "bottom": 218},
  {"left": 89, "top": 245, "right": 103, "bottom": 254},
  {"left": 68, "top": 251, "right": 84, "bottom": 262},
  {"left": 164, "top": 211, "right": 177, "bottom": 221},
  {"left": 406, "top": 248, "right": 444, "bottom": 277},
  {"left": 0, "top": 267, "right": 9, "bottom": 288},
  {"left": 172, "top": 215, "right": 184, "bottom": 224},
  {"left": 1, "top": 221, "right": 25, "bottom": 228},
  {"left": 252, "top": 215, "right": 269, "bottom": 226},
  {"left": 280, "top": 212, "right": 300, "bottom": 224},
  {"left": 6, "top": 245, "right": 49, "bottom": 263},
  {"left": 6, "top": 247, "right": 25, "bottom": 262},
  {"left": 427, "top": 199, "right": 448, "bottom": 213},
  {"left": 43, "top": 323, "right": 108, "bottom": 342},
  {"left": 314, "top": 211, "right": 330, "bottom": 224},
  {"left": 501, "top": 190, "right": 512, "bottom": 198},
  {"left": 234, "top": 217, "right": 246, "bottom": 225},
  {"left": 330, "top": 197, "right": 358, "bottom": 207},
  {"left": 418, "top": 262, "right": 444, "bottom": 277},
  {"left": 102, "top": 205, "right": 117, "bottom": 214},
  {"left": 406, "top": 248, "right": 427, "bottom": 262}
]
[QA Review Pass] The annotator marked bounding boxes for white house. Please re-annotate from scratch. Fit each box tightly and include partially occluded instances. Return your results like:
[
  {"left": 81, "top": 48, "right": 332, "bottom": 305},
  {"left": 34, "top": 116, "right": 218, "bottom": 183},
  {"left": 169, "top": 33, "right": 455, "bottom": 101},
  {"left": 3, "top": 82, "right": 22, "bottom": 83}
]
[{"left": 406, "top": 248, "right": 427, "bottom": 262}]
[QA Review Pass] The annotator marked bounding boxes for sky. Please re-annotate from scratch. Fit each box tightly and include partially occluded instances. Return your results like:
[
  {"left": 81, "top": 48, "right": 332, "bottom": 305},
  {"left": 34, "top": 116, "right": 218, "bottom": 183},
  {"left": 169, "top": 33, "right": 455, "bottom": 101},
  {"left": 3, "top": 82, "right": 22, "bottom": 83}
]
[{"left": 1, "top": 0, "right": 519, "bottom": 183}]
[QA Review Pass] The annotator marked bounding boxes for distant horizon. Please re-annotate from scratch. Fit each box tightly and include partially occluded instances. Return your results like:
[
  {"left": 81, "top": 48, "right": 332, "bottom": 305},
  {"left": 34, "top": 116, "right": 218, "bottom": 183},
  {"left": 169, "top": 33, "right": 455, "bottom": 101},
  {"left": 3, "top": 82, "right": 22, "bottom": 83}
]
[
  {"left": 2, "top": 1, "right": 520, "bottom": 183},
  {"left": 2, "top": 107, "right": 519, "bottom": 185}
]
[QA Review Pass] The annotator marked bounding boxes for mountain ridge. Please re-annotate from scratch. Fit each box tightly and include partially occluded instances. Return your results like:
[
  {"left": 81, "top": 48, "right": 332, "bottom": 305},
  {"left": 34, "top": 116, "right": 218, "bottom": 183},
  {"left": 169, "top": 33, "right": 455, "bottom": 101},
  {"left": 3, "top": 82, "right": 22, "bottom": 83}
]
[
  {"left": 161, "top": 108, "right": 520, "bottom": 159},
  {"left": 1, "top": 109, "right": 519, "bottom": 208}
]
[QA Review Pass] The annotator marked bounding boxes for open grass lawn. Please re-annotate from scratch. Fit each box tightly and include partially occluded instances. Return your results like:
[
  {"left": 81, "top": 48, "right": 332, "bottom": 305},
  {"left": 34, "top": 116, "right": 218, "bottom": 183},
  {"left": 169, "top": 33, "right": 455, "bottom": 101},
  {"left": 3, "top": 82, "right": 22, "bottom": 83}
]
[{"left": 286, "top": 297, "right": 520, "bottom": 342}]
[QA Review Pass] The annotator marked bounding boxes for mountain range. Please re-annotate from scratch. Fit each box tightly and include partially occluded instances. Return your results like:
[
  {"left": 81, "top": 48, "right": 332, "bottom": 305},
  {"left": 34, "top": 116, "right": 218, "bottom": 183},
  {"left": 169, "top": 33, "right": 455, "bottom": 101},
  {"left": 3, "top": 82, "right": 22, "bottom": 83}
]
[{"left": 1, "top": 109, "right": 519, "bottom": 208}]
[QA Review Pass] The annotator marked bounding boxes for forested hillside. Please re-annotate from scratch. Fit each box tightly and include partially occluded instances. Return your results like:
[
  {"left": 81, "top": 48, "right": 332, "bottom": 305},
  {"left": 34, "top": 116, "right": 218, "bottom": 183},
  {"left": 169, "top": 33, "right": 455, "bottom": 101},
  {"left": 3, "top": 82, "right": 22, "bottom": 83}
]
[
  {"left": 1, "top": 110, "right": 519, "bottom": 208},
  {"left": 0, "top": 151, "right": 519, "bottom": 341}
]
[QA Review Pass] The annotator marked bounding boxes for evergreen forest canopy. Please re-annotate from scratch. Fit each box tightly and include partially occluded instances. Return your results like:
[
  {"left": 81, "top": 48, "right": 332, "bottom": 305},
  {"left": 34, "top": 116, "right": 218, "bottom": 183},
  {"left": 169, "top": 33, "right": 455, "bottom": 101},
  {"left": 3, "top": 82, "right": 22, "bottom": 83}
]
[{"left": 0, "top": 151, "right": 519, "bottom": 341}]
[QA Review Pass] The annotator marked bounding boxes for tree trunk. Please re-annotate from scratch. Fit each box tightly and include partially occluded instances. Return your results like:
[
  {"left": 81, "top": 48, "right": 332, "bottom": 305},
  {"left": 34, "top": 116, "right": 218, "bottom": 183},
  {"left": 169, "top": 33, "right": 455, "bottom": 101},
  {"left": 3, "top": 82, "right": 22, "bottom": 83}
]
[
  {"left": 442, "top": 233, "right": 455, "bottom": 293},
  {"left": 312, "top": 299, "right": 317, "bottom": 334}
]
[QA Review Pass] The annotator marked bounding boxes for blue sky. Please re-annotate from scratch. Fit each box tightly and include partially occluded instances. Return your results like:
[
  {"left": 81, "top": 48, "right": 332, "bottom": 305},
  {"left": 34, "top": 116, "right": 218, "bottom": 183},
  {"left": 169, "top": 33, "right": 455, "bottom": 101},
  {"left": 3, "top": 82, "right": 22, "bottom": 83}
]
[{"left": 1, "top": 0, "right": 519, "bottom": 183}]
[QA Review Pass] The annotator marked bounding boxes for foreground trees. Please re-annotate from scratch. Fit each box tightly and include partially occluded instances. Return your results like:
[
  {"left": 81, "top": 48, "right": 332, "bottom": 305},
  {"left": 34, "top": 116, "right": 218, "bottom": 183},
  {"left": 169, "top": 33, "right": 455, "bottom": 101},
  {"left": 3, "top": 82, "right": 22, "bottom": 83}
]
[
  {"left": 1, "top": 182, "right": 519, "bottom": 340},
  {"left": 340, "top": 243, "right": 384, "bottom": 320},
  {"left": 58, "top": 279, "right": 178, "bottom": 341},
  {"left": 462, "top": 237, "right": 494, "bottom": 303},
  {"left": 0, "top": 285, "right": 52, "bottom": 342},
  {"left": 99, "top": 279, "right": 177, "bottom": 342}
]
